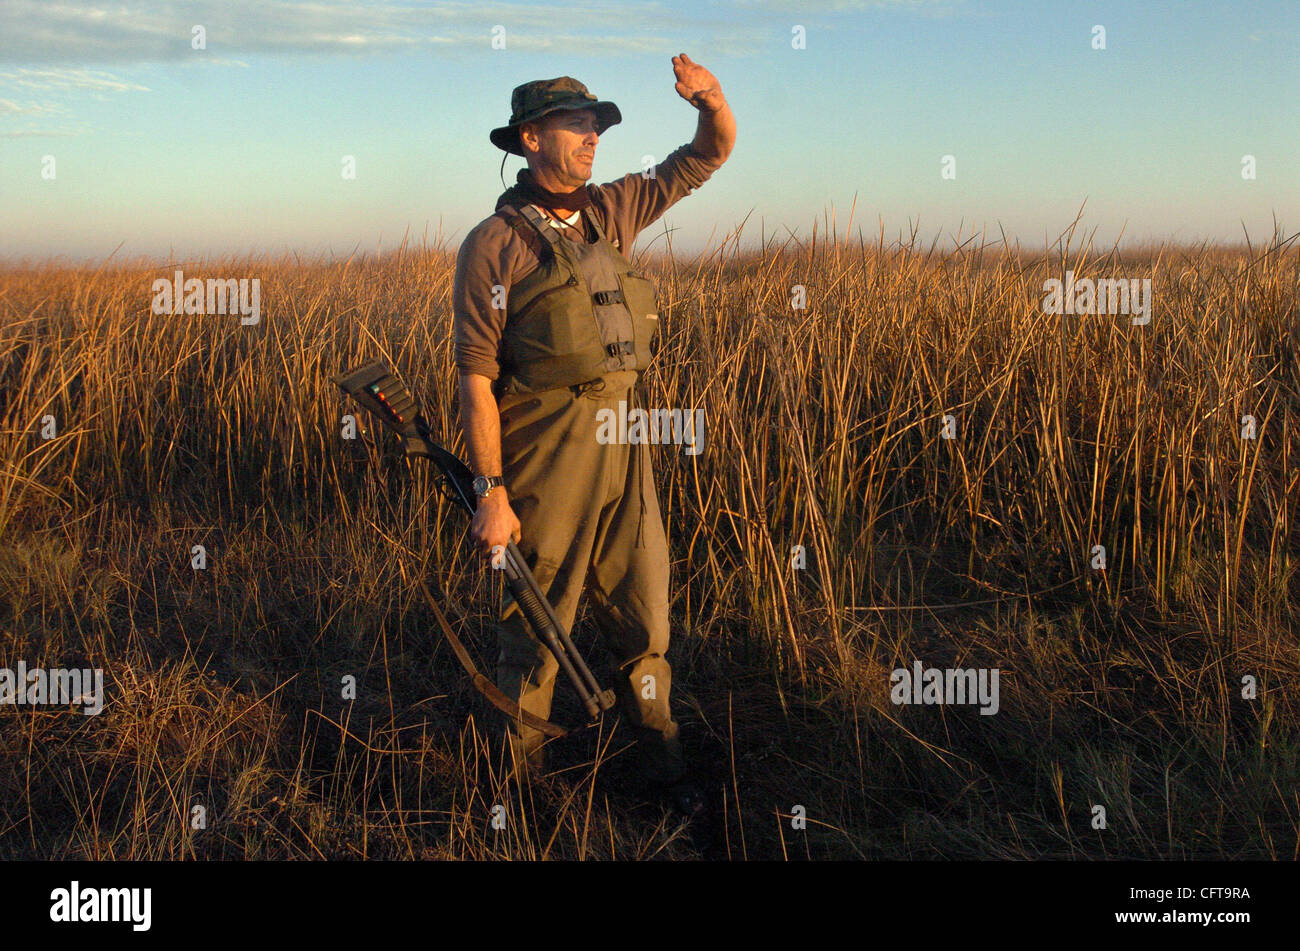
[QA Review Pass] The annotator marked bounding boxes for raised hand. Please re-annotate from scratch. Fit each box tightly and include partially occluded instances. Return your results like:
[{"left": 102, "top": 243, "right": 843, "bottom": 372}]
[{"left": 672, "top": 53, "right": 725, "bottom": 112}]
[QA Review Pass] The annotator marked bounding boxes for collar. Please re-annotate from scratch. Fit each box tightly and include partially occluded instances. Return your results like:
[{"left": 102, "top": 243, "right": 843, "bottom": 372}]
[
  {"left": 533, "top": 205, "right": 581, "bottom": 228},
  {"left": 495, "top": 167, "right": 592, "bottom": 214}
]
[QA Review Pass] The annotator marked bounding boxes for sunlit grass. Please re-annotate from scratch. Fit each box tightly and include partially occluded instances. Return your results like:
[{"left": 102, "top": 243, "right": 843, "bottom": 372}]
[{"left": 0, "top": 216, "right": 1296, "bottom": 859}]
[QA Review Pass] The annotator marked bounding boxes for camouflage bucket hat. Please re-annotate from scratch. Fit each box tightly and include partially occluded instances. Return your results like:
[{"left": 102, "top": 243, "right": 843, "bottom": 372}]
[{"left": 490, "top": 76, "right": 621, "bottom": 157}]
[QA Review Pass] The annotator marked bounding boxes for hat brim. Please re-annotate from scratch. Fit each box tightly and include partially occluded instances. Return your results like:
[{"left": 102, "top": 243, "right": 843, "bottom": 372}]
[{"left": 491, "top": 101, "right": 621, "bottom": 156}]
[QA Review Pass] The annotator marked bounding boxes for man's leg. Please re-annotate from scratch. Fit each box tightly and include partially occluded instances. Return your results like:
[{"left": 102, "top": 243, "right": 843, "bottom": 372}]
[
  {"left": 495, "top": 556, "right": 567, "bottom": 772},
  {"left": 494, "top": 386, "right": 609, "bottom": 772},
  {"left": 586, "top": 421, "right": 685, "bottom": 785}
]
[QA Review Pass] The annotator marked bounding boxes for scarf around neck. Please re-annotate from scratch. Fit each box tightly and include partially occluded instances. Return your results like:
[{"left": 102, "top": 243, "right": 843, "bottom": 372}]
[{"left": 495, "top": 167, "right": 593, "bottom": 214}]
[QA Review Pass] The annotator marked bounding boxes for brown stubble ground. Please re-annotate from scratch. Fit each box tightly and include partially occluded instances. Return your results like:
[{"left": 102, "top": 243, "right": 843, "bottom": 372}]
[{"left": 0, "top": 217, "right": 1296, "bottom": 859}]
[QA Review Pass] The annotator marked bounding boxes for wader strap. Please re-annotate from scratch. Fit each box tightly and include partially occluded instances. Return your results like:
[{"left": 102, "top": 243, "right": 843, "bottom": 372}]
[
  {"left": 517, "top": 202, "right": 602, "bottom": 252},
  {"left": 517, "top": 203, "right": 567, "bottom": 251},
  {"left": 505, "top": 210, "right": 552, "bottom": 265},
  {"left": 585, "top": 209, "right": 611, "bottom": 243},
  {"left": 417, "top": 577, "right": 567, "bottom": 739}
]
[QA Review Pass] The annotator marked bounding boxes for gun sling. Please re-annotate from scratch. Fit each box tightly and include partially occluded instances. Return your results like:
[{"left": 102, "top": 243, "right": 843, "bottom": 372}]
[{"left": 334, "top": 360, "right": 615, "bottom": 739}]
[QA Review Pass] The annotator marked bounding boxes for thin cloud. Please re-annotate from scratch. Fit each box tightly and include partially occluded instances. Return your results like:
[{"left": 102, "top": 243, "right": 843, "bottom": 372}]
[
  {"left": 0, "top": 128, "right": 80, "bottom": 137},
  {"left": 0, "top": 68, "right": 150, "bottom": 92},
  {"left": 727, "top": 0, "right": 965, "bottom": 14},
  {"left": 0, "top": 97, "right": 60, "bottom": 114},
  {"left": 0, "top": 0, "right": 739, "bottom": 63},
  {"left": 509, "top": 33, "right": 683, "bottom": 53}
]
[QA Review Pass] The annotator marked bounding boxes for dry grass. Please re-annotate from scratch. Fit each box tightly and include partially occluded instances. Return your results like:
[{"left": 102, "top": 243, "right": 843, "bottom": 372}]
[{"left": 1, "top": 213, "right": 1297, "bottom": 859}]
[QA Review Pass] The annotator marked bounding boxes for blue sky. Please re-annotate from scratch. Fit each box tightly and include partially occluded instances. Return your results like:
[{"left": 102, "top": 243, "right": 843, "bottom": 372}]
[{"left": 0, "top": 0, "right": 1296, "bottom": 262}]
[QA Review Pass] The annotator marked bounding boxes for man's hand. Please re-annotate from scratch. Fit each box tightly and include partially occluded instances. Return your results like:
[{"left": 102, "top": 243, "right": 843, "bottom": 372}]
[
  {"left": 674, "top": 53, "right": 735, "bottom": 164},
  {"left": 673, "top": 53, "right": 725, "bottom": 112},
  {"left": 469, "top": 489, "right": 522, "bottom": 565}
]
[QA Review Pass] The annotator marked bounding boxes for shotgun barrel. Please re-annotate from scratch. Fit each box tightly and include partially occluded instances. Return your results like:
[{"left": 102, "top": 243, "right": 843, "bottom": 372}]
[{"left": 333, "top": 360, "right": 616, "bottom": 726}]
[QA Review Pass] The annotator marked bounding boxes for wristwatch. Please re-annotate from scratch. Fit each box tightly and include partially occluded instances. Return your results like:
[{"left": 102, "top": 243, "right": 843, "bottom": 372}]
[{"left": 472, "top": 475, "right": 505, "bottom": 499}]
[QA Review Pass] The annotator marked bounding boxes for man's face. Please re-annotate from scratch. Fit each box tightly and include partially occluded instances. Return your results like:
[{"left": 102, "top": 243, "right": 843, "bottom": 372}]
[{"left": 520, "top": 108, "right": 599, "bottom": 185}]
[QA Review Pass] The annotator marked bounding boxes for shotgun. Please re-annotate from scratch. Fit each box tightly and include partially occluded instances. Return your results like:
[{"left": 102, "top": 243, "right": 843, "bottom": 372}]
[{"left": 334, "top": 361, "right": 616, "bottom": 737}]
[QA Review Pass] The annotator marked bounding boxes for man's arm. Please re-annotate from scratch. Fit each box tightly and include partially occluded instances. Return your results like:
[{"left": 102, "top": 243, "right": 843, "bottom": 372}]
[
  {"left": 452, "top": 224, "right": 524, "bottom": 557},
  {"left": 690, "top": 98, "right": 736, "bottom": 164},
  {"left": 458, "top": 372, "right": 520, "bottom": 555},
  {"left": 458, "top": 372, "right": 504, "bottom": 478},
  {"left": 677, "top": 53, "right": 736, "bottom": 164},
  {"left": 588, "top": 54, "right": 735, "bottom": 248}
]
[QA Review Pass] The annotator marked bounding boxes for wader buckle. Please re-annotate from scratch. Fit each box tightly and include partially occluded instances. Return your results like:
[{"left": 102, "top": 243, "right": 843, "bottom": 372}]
[{"left": 592, "top": 289, "right": 625, "bottom": 306}]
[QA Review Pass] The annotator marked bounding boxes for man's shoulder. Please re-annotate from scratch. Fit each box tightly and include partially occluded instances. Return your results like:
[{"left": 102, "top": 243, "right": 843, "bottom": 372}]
[
  {"left": 456, "top": 204, "right": 555, "bottom": 284},
  {"left": 457, "top": 207, "right": 534, "bottom": 274},
  {"left": 461, "top": 209, "right": 515, "bottom": 254}
]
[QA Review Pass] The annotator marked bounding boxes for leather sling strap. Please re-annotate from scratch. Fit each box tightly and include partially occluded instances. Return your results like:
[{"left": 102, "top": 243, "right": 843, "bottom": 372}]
[{"left": 416, "top": 577, "right": 567, "bottom": 738}]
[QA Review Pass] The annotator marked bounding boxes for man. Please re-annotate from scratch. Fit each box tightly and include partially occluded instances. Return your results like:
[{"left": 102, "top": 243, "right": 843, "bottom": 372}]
[{"left": 451, "top": 55, "right": 735, "bottom": 815}]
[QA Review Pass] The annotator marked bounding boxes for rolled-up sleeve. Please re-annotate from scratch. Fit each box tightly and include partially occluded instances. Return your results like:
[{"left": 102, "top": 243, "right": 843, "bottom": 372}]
[{"left": 452, "top": 223, "right": 509, "bottom": 380}]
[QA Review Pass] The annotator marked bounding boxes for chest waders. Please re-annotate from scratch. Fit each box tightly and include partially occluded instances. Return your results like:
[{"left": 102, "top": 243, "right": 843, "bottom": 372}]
[
  {"left": 498, "top": 203, "right": 660, "bottom": 396},
  {"left": 333, "top": 361, "right": 615, "bottom": 739},
  {"left": 490, "top": 204, "right": 684, "bottom": 781}
]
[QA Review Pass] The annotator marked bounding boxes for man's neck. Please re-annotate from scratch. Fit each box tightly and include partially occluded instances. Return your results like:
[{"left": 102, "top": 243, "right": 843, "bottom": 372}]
[
  {"left": 527, "top": 166, "right": 582, "bottom": 195},
  {"left": 534, "top": 204, "right": 580, "bottom": 223},
  {"left": 514, "top": 164, "right": 590, "bottom": 222}
]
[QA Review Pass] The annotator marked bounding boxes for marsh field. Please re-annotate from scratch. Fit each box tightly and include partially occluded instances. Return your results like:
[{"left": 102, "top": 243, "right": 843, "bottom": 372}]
[{"left": 1, "top": 216, "right": 1297, "bottom": 860}]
